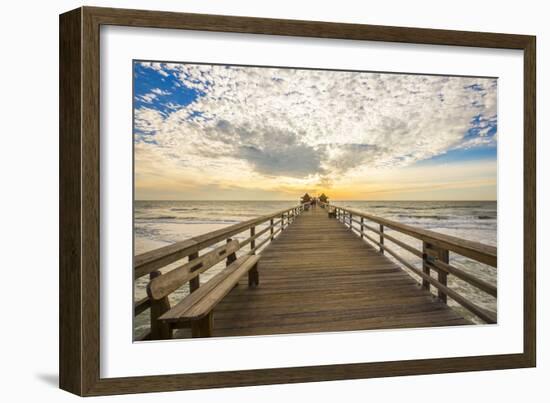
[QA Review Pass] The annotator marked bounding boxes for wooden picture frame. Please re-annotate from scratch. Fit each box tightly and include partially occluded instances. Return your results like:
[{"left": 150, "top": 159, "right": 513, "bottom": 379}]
[{"left": 59, "top": 6, "right": 536, "bottom": 396}]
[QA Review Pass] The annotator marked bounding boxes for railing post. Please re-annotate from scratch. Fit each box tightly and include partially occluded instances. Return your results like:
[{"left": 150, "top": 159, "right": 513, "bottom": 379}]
[
  {"left": 270, "top": 218, "right": 274, "bottom": 240},
  {"left": 250, "top": 226, "right": 256, "bottom": 254},
  {"left": 225, "top": 237, "right": 240, "bottom": 290},
  {"left": 281, "top": 213, "right": 285, "bottom": 230},
  {"left": 435, "top": 245, "right": 449, "bottom": 303},
  {"left": 438, "top": 249, "right": 450, "bottom": 303},
  {"left": 379, "top": 225, "right": 384, "bottom": 254},
  {"left": 422, "top": 242, "right": 449, "bottom": 302},
  {"left": 422, "top": 242, "right": 431, "bottom": 291},
  {"left": 188, "top": 252, "right": 200, "bottom": 293},
  {"left": 349, "top": 213, "right": 353, "bottom": 229},
  {"left": 149, "top": 270, "right": 172, "bottom": 340},
  {"left": 226, "top": 238, "right": 237, "bottom": 266},
  {"left": 360, "top": 217, "right": 364, "bottom": 238}
]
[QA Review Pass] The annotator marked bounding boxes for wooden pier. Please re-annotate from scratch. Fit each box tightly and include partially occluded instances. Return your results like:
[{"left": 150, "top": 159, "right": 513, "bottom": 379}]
[{"left": 134, "top": 202, "right": 497, "bottom": 340}]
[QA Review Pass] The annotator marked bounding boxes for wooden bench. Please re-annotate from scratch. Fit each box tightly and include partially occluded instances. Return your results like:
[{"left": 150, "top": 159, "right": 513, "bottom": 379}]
[
  {"left": 328, "top": 207, "right": 336, "bottom": 218},
  {"left": 146, "top": 240, "right": 260, "bottom": 338}
]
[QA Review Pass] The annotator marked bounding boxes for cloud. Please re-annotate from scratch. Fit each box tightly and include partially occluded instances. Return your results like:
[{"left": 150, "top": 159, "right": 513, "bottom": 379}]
[
  {"left": 238, "top": 142, "right": 322, "bottom": 177},
  {"left": 136, "top": 93, "right": 157, "bottom": 104},
  {"left": 322, "top": 143, "right": 381, "bottom": 173},
  {"left": 151, "top": 88, "right": 171, "bottom": 96},
  {"left": 202, "top": 120, "right": 324, "bottom": 177},
  {"left": 134, "top": 107, "right": 164, "bottom": 136},
  {"left": 133, "top": 62, "right": 497, "bottom": 196}
]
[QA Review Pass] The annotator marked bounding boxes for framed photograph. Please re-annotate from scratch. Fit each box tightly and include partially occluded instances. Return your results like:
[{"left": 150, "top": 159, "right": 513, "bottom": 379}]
[{"left": 59, "top": 6, "right": 536, "bottom": 396}]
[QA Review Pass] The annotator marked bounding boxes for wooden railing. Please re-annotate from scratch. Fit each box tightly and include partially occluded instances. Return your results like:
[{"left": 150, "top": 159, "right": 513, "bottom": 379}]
[
  {"left": 134, "top": 203, "right": 309, "bottom": 340},
  {"left": 320, "top": 202, "right": 497, "bottom": 324}
]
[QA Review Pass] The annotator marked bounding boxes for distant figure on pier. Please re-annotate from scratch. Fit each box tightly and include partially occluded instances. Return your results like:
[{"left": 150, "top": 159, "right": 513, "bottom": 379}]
[
  {"left": 300, "top": 193, "right": 312, "bottom": 204},
  {"left": 300, "top": 193, "right": 312, "bottom": 210},
  {"left": 300, "top": 193, "right": 330, "bottom": 209}
]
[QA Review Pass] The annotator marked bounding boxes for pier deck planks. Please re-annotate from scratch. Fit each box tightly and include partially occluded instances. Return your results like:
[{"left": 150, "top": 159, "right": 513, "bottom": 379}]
[{"left": 174, "top": 206, "right": 470, "bottom": 338}]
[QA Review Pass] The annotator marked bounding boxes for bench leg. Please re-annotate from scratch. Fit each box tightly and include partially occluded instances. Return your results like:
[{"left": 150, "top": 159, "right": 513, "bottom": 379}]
[
  {"left": 248, "top": 263, "right": 259, "bottom": 287},
  {"left": 151, "top": 301, "right": 172, "bottom": 340},
  {"left": 150, "top": 271, "right": 172, "bottom": 340},
  {"left": 191, "top": 312, "right": 213, "bottom": 338}
]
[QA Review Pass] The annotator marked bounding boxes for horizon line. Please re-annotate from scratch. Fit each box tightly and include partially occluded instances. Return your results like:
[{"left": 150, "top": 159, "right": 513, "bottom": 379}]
[{"left": 134, "top": 199, "right": 498, "bottom": 202}]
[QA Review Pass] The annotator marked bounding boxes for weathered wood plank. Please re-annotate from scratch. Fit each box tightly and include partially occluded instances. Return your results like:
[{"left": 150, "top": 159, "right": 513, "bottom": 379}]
[
  {"left": 149, "top": 271, "right": 172, "bottom": 340},
  {"left": 134, "top": 296, "right": 151, "bottom": 316},
  {"left": 169, "top": 206, "right": 474, "bottom": 339},
  {"left": 333, "top": 205, "right": 497, "bottom": 267},
  {"left": 185, "top": 258, "right": 260, "bottom": 318},
  {"left": 147, "top": 240, "right": 240, "bottom": 300},
  {"left": 160, "top": 255, "right": 260, "bottom": 322}
]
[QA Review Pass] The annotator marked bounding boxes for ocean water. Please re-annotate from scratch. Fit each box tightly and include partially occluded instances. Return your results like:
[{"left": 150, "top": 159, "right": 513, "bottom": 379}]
[
  {"left": 134, "top": 200, "right": 497, "bottom": 337},
  {"left": 134, "top": 200, "right": 300, "bottom": 254}
]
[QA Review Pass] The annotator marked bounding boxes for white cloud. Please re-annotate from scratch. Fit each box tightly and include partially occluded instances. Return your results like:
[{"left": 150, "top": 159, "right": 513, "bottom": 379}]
[
  {"left": 136, "top": 94, "right": 157, "bottom": 104},
  {"left": 151, "top": 88, "right": 171, "bottom": 96},
  {"left": 135, "top": 107, "right": 164, "bottom": 135}
]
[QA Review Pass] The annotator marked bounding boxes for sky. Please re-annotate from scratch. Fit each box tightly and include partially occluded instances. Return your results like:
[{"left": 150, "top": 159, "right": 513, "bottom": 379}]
[{"left": 133, "top": 61, "right": 497, "bottom": 201}]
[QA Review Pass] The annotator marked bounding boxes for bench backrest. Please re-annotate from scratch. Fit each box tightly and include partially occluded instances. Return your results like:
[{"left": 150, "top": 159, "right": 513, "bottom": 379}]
[{"left": 147, "top": 240, "right": 240, "bottom": 301}]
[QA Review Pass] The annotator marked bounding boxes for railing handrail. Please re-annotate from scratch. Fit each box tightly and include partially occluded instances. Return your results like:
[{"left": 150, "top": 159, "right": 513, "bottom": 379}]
[
  {"left": 329, "top": 204, "right": 496, "bottom": 267},
  {"left": 135, "top": 203, "right": 306, "bottom": 279}
]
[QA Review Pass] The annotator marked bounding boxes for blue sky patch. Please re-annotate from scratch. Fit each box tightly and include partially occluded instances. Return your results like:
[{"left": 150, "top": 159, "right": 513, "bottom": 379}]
[
  {"left": 464, "top": 83, "right": 484, "bottom": 92},
  {"left": 417, "top": 146, "right": 496, "bottom": 166},
  {"left": 133, "top": 62, "right": 203, "bottom": 116}
]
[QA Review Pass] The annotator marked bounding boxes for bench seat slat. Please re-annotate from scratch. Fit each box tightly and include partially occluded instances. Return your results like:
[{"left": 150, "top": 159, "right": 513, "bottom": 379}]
[
  {"left": 185, "top": 256, "right": 260, "bottom": 318},
  {"left": 160, "top": 254, "right": 260, "bottom": 323}
]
